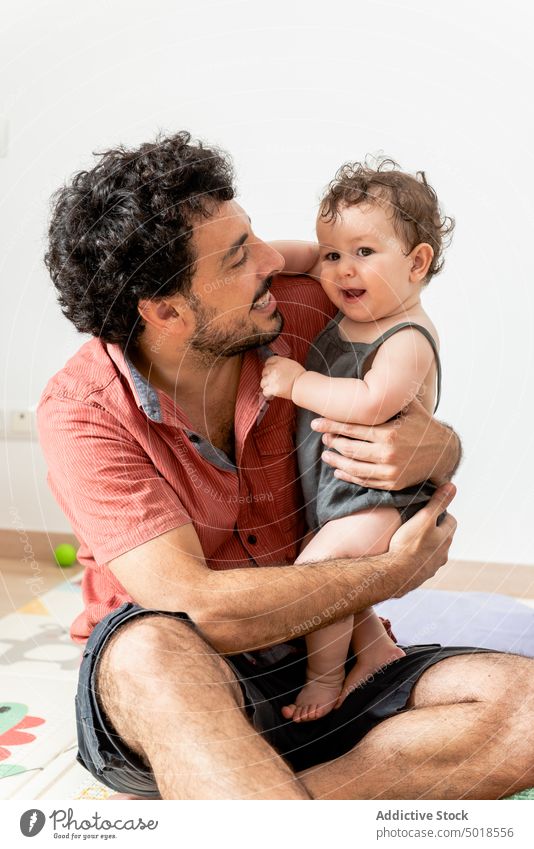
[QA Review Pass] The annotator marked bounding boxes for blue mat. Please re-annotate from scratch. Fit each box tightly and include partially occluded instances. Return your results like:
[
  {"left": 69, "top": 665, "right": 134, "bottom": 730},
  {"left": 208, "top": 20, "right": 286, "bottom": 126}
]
[{"left": 376, "top": 589, "right": 534, "bottom": 656}]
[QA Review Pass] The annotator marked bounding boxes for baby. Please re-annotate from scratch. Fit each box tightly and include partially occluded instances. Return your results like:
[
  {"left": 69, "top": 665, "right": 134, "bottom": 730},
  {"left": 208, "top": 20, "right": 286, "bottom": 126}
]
[{"left": 261, "top": 158, "right": 454, "bottom": 723}]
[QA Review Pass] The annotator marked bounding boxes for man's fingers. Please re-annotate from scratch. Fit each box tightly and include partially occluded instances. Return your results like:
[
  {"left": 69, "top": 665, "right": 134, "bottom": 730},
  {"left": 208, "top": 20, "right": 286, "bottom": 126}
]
[
  {"left": 400, "top": 484, "right": 456, "bottom": 534},
  {"left": 321, "top": 450, "right": 371, "bottom": 474},
  {"left": 425, "top": 483, "right": 457, "bottom": 523},
  {"left": 332, "top": 469, "right": 392, "bottom": 490},
  {"left": 438, "top": 512, "right": 457, "bottom": 542},
  {"left": 321, "top": 450, "right": 396, "bottom": 489},
  {"left": 321, "top": 434, "right": 381, "bottom": 462},
  {"left": 311, "top": 418, "right": 379, "bottom": 442}
]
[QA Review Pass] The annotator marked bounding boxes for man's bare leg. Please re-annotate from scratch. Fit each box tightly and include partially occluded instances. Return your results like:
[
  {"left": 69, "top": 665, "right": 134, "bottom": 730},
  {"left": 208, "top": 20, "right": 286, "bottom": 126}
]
[
  {"left": 95, "top": 614, "right": 309, "bottom": 800},
  {"left": 297, "top": 653, "right": 534, "bottom": 799}
]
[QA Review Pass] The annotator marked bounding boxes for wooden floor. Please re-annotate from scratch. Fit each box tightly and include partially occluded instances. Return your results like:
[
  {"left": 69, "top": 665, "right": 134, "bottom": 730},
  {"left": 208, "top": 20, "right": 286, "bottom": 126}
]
[
  {"left": 1, "top": 554, "right": 534, "bottom": 618},
  {"left": 424, "top": 559, "right": 534, "bottom": 598},
  {"left": 0, "top": 556, "right": 76, "bottom": 617}
]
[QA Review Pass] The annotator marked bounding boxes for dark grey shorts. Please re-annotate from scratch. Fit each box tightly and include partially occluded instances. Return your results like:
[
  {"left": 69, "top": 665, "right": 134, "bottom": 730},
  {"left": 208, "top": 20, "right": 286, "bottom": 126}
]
[{"left": 75, "top": 602, "right": 495, "bottom": 797}]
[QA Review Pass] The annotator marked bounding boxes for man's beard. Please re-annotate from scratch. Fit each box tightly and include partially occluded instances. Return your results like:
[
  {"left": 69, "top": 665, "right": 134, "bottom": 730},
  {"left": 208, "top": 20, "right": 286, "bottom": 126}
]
[{"left": 186, "top": 294, "right": 284, "bottom": 361}]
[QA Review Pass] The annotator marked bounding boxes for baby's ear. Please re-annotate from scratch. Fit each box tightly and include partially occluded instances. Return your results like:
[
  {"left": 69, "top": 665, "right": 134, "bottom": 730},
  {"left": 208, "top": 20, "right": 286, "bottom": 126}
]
[{"left": 409, "top": 243, "right": 434, "bottom": 283}]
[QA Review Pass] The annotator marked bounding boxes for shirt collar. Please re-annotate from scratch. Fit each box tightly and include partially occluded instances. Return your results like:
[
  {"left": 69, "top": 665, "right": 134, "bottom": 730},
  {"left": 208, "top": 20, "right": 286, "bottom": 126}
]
[
  {"left": 106, "top": 343, "right": 163, "bottom": 423},
  {"left": 106, "top": 333, "right": 291, "bottom": 427},
  {"left": 125, "top": 356, "right": 163, "bottom": 422}
]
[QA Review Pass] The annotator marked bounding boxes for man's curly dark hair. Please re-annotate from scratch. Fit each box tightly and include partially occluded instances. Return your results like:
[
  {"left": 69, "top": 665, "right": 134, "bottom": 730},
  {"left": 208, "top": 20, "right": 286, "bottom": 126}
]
[{"left": 45, "top": 131, "right": 235, "bottom": 347}]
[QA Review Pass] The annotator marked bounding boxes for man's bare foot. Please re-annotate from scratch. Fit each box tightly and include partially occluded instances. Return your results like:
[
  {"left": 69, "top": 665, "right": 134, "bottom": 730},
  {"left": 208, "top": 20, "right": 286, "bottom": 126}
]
[
  {"left": 334, "top": 644, "right": 406, "bottom": 709},
  {"left": 282, "top": 669, "right": 345, "bottom": 722}
]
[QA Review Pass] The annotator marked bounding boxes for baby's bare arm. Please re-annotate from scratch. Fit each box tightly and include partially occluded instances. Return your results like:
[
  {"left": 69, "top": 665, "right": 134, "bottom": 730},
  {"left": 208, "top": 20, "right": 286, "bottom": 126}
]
[
  {"left": 291, "top": 327, "right": 436, "bottom": 425},
  {"left": 269, "top": 240, "right": 320, "bottom": 275}
]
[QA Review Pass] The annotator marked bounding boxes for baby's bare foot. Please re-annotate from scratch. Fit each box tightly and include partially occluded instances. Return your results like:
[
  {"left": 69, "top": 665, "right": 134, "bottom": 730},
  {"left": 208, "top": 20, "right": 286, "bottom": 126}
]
[
  {"left": 335, "top": 645, "right": 406, "bottom": 708},
  {"left": 282, "top": 671, "right": 344, "bottom": 722}
]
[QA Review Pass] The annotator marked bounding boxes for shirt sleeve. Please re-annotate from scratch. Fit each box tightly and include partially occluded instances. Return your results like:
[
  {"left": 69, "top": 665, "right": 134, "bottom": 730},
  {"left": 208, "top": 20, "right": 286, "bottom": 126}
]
[{"left": 37, "top": 393, "right": 192, "bottom": 565}]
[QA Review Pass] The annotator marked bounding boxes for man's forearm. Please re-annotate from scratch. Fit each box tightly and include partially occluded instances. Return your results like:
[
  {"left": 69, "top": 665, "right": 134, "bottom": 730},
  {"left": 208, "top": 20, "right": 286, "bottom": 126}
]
[
  {"left": 191, "top": 484, "right": 456, "bottom": 654},
  {"left": 190, "top": 553, "right": 398, "bottom": 654},
  {"left": 110, "top": 484, "right": 455, "bottom": 656}
]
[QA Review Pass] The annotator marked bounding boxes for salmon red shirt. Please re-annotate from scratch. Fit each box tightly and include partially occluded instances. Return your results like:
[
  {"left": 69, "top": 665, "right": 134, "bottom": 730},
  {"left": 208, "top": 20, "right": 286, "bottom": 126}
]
[{"left": 37, "top": 276, "right": 336, "bottom": 643}]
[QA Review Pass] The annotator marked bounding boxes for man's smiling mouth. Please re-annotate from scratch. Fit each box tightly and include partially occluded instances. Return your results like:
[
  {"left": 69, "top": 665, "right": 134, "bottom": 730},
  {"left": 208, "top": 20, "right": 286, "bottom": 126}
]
[
  {"left": 251, "top": 276, "right": 277, "bottom": 312},
  {"left": 251, "top": 290, "right": 277, "bottom": 311}
]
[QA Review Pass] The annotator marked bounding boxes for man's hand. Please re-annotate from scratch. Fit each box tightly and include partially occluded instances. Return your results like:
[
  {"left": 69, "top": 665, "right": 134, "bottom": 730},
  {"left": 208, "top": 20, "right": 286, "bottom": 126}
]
[
  {"left": 312, "top": 397, "right": 461, "bottom": 490},
  {"left": 387, "top": 483, "right": 457, "bottom": 596},
  {"left": 261, "top": 356, "right": 306, "bottom": 400}
]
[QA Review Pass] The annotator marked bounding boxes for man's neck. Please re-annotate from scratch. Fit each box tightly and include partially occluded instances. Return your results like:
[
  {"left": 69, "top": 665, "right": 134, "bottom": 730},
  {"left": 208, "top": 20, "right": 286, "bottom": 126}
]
[{"left": 129, "top": 337, "right": 243, "bottom": 405}]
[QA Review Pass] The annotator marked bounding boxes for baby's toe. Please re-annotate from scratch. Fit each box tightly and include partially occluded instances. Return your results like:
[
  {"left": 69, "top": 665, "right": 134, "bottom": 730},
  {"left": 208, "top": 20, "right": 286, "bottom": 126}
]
[
  {"left": 282, "top": 703, "right": 296, "bottom": 719},
  {"left": 302, "top": 705, "right": 316, "bottom": 722},
  {"left": 292, "top": 705, "right": 305, "bottom": 723}
]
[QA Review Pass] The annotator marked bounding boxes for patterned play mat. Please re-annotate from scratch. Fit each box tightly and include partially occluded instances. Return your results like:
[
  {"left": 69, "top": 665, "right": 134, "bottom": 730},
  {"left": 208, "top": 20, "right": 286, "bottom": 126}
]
[
  {"left": 1, "top": 573, "right": 533, "bottom": 799},
  {"left": 0, "top": 573, "right": 113, "bottom": 799}
]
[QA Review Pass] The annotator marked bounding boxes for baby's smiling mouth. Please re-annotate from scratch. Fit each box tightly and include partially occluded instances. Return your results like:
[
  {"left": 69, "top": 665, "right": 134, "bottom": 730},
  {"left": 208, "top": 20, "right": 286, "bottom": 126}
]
[{"left": 341, "top": 288, "right": 366, "bottom": 300}]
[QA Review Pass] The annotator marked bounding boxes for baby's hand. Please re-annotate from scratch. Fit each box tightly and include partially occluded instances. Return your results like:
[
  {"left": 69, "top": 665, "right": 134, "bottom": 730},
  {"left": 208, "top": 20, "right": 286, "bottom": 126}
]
[{"left": 261, "top": 356, "right": 306, "bottom": 400}]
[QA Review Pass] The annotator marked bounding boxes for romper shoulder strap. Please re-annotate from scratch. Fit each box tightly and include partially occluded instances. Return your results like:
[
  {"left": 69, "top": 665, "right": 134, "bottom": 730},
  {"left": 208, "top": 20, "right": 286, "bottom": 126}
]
[{"left": 368, "top": 322, "right": 442, "bottom": 413}]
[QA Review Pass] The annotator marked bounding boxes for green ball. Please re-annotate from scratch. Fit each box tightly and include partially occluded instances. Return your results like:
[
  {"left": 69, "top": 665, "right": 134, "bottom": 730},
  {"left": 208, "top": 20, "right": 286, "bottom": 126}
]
[{"left": 54, "top": 543, "right": 77, "bottom": 568}]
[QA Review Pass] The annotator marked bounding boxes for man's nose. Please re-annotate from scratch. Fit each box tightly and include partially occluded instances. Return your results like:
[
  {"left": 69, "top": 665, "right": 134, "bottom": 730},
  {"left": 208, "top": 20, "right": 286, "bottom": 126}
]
[{"left": 261, "top": 241, "right": 284, "bottom": 274}]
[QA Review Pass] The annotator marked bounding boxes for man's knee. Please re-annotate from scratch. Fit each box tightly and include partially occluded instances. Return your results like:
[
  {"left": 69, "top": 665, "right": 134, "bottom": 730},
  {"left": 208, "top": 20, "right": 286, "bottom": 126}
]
[
  {"left": 96, "top": 613, "right": 244, "bottom": 709},
  {"left": 100, "top": 615, "right": 196, "bottom": 671},
  {"left": 407, "top": 651, "right": 534, "bottom": 710}
]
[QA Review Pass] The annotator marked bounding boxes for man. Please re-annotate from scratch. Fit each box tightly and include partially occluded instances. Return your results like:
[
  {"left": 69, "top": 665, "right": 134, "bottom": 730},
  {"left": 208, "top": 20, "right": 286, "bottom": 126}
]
[{"left": 38, "top": 131, "right": 534, "bottom": 800}]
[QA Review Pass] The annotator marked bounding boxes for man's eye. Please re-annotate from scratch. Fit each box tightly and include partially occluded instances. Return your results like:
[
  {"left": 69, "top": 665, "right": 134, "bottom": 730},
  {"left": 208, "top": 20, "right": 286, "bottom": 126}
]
[
  {"left": 357, "top": 247, "right": 374, "bottom": 257},
  {"left": 232, "top": 247, "right": 249, "bottom": 268},
  {"left": 323, "top": 252, "right": 340, "bottom": 262}
]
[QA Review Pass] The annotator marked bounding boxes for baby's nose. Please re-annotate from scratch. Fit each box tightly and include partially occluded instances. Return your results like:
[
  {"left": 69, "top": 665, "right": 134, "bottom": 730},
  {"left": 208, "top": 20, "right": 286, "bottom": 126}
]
[{"left": 339, "top": 259, "right": 356, "bottom": 278}]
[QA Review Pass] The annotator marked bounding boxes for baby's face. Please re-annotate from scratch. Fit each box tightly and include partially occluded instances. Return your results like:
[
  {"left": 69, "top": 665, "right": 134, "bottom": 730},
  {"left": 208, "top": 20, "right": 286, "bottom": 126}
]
[{"left": 316, "top": 202, "right": 420, "bottom": 322}]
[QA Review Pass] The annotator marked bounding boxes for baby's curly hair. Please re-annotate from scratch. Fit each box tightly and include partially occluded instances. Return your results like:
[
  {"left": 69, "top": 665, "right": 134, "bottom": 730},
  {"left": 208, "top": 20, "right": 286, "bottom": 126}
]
[
  {"left": 319, "top": 157, "right": 454, "bottom": 281},
  {"left": 45, "top": 131, "right": 235, "bottom": 347}
]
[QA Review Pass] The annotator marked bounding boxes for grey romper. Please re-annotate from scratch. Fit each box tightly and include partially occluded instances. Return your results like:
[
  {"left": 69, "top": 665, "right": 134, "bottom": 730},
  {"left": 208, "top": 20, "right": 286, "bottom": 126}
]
[{"left": 296, "top": 313, "right": 442, "bottom": 532}]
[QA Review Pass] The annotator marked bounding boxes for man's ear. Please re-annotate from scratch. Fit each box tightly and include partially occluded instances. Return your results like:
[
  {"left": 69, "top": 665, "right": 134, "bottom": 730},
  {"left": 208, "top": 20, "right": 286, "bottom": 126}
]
[
  {"left": 137, "top": 298, "right": 185, "bottom": 332},
  {"left": 409, "top": 243, "right": 434, "bottom": 283}
]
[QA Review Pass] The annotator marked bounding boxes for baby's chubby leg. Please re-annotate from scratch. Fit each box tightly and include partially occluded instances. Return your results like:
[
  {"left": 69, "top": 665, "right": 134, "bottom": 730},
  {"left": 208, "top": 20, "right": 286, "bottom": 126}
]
[
  {"left": 282, "top": 612, "right": 354, "bottom": 723},
  {"left": 336, "top": 606, "right": 405, "bottom": 708},
  {"left": 284, "top": 507, "right": 404, "bottom": 722}
]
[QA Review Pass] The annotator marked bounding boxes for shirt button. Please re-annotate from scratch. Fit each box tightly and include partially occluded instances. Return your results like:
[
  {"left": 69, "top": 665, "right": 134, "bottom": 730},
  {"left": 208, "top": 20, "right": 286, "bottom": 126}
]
[
  {"left": 189, "top": 433, "right": 201, "bottom": 443},
  {"left": 247, "top": 534, "right": 257, "bottom": 545}
]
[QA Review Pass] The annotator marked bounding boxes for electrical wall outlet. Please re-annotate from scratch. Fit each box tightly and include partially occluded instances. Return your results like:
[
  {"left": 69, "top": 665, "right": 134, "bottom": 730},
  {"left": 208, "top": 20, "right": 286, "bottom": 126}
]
[{"left": 1, "top": 408, "right": 38, "bottom": 441}]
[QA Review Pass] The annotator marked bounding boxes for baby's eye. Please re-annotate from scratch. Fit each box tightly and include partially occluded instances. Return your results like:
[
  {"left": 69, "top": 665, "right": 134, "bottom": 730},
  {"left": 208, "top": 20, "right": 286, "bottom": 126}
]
[
  {"left": 323, "top": 251, "right": 341, "bottom": 262},
  {"left": 357, "top": 247, "right": 374, "bottom": 257}
]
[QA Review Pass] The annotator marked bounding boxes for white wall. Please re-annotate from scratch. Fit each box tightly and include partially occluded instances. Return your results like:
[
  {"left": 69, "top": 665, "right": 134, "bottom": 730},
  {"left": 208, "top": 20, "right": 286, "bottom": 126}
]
[{"left": 1, "top": 0, "right": 533, "bottom": 563}]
